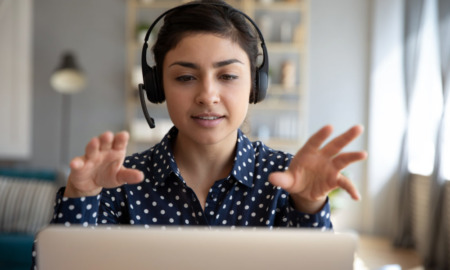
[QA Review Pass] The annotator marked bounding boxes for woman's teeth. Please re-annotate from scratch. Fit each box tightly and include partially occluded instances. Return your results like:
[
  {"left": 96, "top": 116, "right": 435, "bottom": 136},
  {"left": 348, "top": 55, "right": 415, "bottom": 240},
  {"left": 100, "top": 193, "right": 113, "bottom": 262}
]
[{"left": 198, "top": 116, "right": 220, "bottom": 120}]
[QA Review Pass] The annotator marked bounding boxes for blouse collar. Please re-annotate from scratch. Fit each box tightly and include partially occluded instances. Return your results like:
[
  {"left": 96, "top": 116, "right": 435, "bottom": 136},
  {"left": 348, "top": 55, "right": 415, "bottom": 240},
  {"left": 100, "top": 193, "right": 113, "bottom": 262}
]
[{"left": 152, "top": 126, "right": 256, "bottom": 188}]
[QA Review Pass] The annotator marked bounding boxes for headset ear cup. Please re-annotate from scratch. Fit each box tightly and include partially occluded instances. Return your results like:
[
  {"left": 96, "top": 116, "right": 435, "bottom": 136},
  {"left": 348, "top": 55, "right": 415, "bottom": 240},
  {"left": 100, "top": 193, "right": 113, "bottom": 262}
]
[
  {"left": 152, "top": 67, "right": 165, "bottom": 103},
  {"left": 250, "top": 72, "right": 259, "bottom": 104},
  {"left": 253, "top": 68, "right": 268, "bottom": 103},
  {"left": 258, "top": 69, "right": 268, "bottom": 102},
  {"left": 254, "top": 41, "right": 269, "bottom": 104},
  {"left": 142, "top": 66, "right": 155, "bottom": 103},
  {"left": 143, "top": 66, "right": 165, "bottom": 103}
]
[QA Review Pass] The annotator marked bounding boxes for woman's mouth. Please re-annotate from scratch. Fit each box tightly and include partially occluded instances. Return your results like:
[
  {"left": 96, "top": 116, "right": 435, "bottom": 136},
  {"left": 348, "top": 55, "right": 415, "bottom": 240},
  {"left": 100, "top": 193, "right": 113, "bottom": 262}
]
[
  {"left": 195, "top": 116, "right": 222, "bottom": 120},
  {"left": 192, "top": 114, "right": 225, "bottom": 127}
]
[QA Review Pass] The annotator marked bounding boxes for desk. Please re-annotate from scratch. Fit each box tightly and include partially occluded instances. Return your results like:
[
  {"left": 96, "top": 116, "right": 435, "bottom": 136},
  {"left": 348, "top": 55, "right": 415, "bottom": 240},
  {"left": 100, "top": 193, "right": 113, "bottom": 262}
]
[{"left": 355, "top": 235, "right": 423, "bottom": 270}]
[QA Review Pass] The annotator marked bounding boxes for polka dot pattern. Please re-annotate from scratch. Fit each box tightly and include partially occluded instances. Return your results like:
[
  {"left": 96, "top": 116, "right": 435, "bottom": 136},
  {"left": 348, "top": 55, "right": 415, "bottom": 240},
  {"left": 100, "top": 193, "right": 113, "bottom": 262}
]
[{"left": 49, "top": 127, "right": 332, "bottom": 229}]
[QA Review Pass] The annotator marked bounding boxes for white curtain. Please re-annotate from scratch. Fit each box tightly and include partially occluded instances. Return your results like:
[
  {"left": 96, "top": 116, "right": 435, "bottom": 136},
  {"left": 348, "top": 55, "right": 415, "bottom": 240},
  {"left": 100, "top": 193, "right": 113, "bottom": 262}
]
[
  {"left": 369, "top": 0, "right": 449, "bottom": 267},
  {"left": 425, "top": 0, "right": 450, "bottom": 268},
  {"left": 391, "top": 0, "right": 450, "bottom": 268},
  {"left": 393, "top": 0, "right": 425, "bottom": 248}
]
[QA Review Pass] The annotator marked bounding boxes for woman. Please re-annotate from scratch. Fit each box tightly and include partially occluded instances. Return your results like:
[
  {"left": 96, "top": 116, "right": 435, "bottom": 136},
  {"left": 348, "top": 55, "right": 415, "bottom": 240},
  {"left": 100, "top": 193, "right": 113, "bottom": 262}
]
[
  {"left": 52, "top": 0, "right": 366, "bottom": 228},
  {"left": 33, "top": 0, "right": 366, "bottom": 267}
]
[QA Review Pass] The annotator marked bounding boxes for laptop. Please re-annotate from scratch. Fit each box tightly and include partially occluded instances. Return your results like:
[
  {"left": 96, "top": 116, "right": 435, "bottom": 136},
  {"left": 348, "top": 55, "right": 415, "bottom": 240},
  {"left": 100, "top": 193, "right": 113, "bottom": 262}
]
[{"left": 36, "top": 225, "right": 358, "bottom": 270}]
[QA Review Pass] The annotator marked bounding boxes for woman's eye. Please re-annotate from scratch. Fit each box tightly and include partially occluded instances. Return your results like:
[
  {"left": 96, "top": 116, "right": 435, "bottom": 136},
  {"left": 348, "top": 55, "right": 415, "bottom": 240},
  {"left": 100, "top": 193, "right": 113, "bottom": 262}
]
[
  {"left": 176, "top": 75, "right": 195, "bottom": 82},
  {"left": 220, "top": 74, "right": 238, "bottom": 81}
]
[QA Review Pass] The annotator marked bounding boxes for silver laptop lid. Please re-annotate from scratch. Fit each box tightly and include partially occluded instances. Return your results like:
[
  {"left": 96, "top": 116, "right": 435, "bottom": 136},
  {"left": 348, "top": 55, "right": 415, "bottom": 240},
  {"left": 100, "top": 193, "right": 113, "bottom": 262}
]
[{"left": 37, "top": 225, "right": 357, "bottom": 270}]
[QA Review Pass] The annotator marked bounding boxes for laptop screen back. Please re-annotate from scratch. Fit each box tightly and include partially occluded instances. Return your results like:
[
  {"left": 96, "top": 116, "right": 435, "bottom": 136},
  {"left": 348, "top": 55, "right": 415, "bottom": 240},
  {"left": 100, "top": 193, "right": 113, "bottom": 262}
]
[{"left": 37, "top": 226, "right": 357, "bottom": 270}]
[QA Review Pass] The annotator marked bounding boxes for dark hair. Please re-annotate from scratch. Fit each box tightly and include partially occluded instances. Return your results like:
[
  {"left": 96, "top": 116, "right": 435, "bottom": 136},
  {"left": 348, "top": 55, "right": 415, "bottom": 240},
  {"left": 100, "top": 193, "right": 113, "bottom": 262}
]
[{"left": 152, "top": 0, "right": 259, "bottom": 98}]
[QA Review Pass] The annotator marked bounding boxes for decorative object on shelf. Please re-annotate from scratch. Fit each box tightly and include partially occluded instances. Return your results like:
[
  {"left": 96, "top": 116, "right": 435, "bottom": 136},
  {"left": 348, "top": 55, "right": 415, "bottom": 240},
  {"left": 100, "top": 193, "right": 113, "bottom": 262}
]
[
  {"left": 257, "top": 14, "right": 272, "bottom": 42},
  {"left": 50, "top": 51, "right": 86, "bottom": 169},
  {"left": 280, "top": 20, "right": 293, "bottom": 43},
  {"left": 294, "top": 25, "right": 305, "bottom": 43},
  {"left": 259, "top": 0, "right": 274, "bottom": 4},
  {"left": 281, "top": 60, "right": 296, "bottom": 89}
]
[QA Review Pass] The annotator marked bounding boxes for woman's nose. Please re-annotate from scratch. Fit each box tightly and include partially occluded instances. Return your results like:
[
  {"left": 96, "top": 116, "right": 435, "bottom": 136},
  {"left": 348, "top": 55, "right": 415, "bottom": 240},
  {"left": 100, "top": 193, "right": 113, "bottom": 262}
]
[{"left": 195, "top": 77, "right": 220, "bottom": 105}]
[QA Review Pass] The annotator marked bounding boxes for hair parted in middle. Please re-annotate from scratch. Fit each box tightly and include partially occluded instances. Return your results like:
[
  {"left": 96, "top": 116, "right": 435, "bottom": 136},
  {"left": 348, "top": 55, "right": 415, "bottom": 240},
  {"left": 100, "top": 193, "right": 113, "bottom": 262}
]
[{"left": 152, "top": 0, "right": 260, "bottom": 101}]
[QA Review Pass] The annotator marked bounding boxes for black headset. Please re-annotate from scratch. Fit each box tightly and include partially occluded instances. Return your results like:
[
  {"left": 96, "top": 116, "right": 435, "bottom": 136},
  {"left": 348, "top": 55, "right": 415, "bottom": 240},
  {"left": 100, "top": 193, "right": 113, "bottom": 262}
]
[{"left": 138, "top": 2, "right": 269, "bottom": 129}]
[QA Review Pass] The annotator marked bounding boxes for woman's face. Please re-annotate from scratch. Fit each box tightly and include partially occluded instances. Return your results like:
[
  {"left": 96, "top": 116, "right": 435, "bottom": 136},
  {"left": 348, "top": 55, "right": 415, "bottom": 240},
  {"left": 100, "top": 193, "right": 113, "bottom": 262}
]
[{"left": 163, "top": 33, "right": 252, "bottom": 148}]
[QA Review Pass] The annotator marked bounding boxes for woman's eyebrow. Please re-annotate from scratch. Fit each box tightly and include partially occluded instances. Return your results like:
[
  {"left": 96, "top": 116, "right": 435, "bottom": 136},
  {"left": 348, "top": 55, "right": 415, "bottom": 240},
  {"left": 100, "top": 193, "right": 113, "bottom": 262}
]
[
  {"left": 213, "top": 59, "right": 244, "bottom": 68},
  {"left": 168, "top": 61, "right": 198, "bottom": 69},
  {"left": 168, "top": 59, "right": 244, "bottom": 69}
]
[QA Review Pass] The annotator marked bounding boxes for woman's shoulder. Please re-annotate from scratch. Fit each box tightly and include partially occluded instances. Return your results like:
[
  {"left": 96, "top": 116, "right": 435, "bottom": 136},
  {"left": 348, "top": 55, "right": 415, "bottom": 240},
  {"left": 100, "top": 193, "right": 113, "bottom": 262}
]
[{"left": 238, "top": 130, "right": 293, "bottom": 165}]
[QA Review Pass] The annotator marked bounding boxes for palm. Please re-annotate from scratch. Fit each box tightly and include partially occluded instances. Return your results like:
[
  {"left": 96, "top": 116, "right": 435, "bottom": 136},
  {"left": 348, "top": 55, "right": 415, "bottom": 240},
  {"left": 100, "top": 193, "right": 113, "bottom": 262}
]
[
  {"left": 65, "top": 131, "right": 143, "bottom": 197},
  {"left": 269, "top": 125, "right": 367, "bottom": 211},
  {"left": 289, "top": 149, "right": 341, "bottom": 201}
]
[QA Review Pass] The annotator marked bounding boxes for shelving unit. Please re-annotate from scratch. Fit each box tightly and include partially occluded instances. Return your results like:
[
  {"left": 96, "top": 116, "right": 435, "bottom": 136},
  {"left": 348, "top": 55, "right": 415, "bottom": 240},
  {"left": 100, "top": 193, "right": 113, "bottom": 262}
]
[{"left": 125, "top": 0, "right": 309, "bottom": 154}]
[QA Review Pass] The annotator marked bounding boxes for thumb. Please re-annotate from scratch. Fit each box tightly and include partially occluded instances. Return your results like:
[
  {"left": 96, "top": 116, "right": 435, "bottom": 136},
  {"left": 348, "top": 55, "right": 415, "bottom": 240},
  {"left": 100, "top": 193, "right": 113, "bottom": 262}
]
[
  {"left": 268, "top": 171, "right": 295, "bottom": 192},
  {"left": 116, "top": 168, "right": 144, "bottom": 185},
  {"left": 70, "top": 157, "right": 85, "bottom": 170}
]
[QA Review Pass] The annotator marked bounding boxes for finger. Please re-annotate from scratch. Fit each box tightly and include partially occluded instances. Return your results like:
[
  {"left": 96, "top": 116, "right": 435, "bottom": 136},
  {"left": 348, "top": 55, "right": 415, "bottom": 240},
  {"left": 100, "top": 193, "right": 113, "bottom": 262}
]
[
  {"left": 321, "top": 125, "right": 364, "bottom": 157},
  {"left": 99, "top": 131, "right": 114, "bottom": 151},
  {"left": 268, "top": 171, "right": 295, "bottom": 192},
  {"left": 112, "top": 131, "right": 130, "bottom": 151},
  {"left": 337, "top": 174, "right": 361, "bottom": 200},
  {"left": 332, "top": 151, "right": 368, "bottom": 170},
  {"left": 70, "top": 156, "right": 85, "bottom": 170},
  {"left": 116, "top": 168, "right": 144, "bottom": 185},
  {"left": 300, "top": 125, "right": 333, "bottom": 154},
  {"left": 85, "top": 137, "right": 100, "bottom": 160}
]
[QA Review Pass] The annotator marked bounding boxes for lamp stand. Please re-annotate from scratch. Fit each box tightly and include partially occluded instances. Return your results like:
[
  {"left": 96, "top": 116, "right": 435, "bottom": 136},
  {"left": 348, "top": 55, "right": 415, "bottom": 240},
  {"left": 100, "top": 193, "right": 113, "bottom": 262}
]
[{"left": 60, "top": 93, "right": 71, "bottom": 169}]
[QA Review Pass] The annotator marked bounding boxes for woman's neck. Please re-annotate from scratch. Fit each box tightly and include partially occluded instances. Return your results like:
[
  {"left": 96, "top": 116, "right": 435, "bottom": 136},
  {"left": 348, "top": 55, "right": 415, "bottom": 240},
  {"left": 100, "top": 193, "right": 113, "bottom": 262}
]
[
  {"left": 172, "top": 130, "right": 237, "bottom": 207},
  {"left": 173, "top": 131, "right": 236, "bottom": 180}
]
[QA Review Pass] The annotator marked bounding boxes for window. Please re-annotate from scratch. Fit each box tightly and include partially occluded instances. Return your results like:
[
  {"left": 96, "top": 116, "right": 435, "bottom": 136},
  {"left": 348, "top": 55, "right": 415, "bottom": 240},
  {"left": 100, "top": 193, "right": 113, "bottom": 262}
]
[{"left": 407, "top": 0, "right": 444, "bottom": 177}]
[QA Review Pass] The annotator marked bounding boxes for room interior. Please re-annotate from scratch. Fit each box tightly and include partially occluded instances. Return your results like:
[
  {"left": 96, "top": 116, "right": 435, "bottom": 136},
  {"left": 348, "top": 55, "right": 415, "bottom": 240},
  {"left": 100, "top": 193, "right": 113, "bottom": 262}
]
[{"left": 1, "top": 0, "right": 449, "bottom": 269}]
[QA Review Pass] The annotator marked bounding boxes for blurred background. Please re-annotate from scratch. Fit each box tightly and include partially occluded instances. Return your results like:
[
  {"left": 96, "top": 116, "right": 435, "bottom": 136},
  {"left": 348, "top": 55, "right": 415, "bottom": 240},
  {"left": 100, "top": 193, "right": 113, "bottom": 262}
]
[{"left": 1, "top": 0, "right": 449, "bottom": 269}]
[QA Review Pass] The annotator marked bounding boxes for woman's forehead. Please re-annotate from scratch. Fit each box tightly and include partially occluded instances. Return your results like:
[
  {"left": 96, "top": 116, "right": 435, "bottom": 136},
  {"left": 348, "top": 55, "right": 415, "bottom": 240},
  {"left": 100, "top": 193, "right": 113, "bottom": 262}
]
[{"left": 164, "top": 33, "right": 250, "bottom": 66}]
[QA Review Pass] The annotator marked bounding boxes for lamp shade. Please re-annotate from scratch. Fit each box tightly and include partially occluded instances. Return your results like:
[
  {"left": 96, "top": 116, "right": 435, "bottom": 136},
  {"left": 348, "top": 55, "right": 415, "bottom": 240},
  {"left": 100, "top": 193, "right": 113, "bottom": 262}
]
[{"left": 50, "top": 52, "right": 86, "bottom": 94}]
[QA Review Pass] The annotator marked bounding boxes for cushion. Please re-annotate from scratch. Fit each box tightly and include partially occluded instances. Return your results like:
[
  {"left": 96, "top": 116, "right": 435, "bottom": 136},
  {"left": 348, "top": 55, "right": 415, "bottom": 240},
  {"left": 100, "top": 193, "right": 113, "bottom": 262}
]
[
  {"left": 0, "top": 233, "right": 35, "bottom": 267},
  {"left": 0, "top": 177, "right": 57, "bottom": 234},
  {"left": 0, "top": 168, "right": 56, "bottom": 182}
]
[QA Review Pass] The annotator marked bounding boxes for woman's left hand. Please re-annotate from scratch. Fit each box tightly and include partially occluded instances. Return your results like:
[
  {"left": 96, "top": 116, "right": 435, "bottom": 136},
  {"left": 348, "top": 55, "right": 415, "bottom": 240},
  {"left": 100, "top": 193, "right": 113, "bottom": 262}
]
[{"left": 268, "top": 125, "right": 367, "bottom": 214}]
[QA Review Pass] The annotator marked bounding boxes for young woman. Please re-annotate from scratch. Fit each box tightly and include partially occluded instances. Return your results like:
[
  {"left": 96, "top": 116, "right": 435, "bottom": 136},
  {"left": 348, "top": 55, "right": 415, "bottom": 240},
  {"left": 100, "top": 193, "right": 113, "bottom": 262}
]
[
  {"left": 53, "top": 0, "right": 366, "bottom": 227},
  {"left": 33, "top": 0, "right": 366, "bottom": 267}
]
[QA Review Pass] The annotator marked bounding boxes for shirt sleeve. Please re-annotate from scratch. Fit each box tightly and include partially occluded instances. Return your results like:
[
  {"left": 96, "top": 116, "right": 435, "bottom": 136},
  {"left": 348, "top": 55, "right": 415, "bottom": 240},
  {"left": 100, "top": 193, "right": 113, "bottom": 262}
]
[
  {"left": 282, "top": 196, "right": 333, "bottom": 230},
  {"left": 50, "top": 187, "right": 103, "bottom": 226}
]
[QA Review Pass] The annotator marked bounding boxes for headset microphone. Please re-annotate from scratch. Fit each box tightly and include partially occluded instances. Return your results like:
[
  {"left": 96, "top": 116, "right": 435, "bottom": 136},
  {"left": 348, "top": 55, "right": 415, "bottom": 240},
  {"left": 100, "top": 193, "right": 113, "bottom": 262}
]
[{"left": 138, "top": 83, "right": 155, "bottom": 129}]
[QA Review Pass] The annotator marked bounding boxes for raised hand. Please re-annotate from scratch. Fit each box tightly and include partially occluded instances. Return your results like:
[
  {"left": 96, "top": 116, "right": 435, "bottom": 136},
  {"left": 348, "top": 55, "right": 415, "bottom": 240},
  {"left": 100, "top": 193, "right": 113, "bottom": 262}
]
[
  {"left": 64, "top": 131, "right": 144, "bottom": 198},
  {"left": 268, "top": 125, "right": 367, "bottom": 214}
]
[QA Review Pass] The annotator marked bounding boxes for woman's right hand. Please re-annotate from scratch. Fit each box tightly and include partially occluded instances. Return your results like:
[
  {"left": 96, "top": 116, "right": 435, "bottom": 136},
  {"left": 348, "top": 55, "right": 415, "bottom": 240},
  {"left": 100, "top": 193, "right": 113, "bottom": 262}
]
[{"left": 64, "top": 131, "right": 144, "bottom": 198}]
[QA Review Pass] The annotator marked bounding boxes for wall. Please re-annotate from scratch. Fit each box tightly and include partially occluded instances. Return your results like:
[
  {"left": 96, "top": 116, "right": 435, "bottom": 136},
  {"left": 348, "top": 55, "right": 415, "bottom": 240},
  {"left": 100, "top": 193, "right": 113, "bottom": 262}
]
[
  {"left": 308, "top": 0, "right": 371, "bottom": 232},
  {"left": 31, "top": 0, "right": 127, "bottom": 169}
]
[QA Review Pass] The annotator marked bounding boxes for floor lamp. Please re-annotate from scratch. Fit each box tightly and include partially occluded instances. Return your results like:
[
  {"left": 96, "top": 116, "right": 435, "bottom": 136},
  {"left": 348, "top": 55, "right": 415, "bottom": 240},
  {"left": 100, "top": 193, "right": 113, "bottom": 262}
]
[{"left": 50, "top": 52, "right": 86, "bottom": 171}]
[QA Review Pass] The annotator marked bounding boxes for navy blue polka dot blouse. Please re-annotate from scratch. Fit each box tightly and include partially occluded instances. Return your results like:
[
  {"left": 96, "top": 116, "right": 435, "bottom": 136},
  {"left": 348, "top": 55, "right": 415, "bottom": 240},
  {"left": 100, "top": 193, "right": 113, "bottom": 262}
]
[
  {"left": 31, "top": 127, "right": 334, "bottom": 269},
  {"left": 50, "top": 127, "right": 332, "bottom": 229}
]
